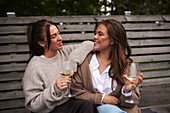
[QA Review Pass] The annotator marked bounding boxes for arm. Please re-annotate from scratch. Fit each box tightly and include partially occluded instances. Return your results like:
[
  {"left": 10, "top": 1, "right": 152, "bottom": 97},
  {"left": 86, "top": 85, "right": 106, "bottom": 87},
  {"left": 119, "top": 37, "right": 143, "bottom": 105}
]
[
  {"left": 119, "top": 86, "right": 140, "bottom": 108},
  {"left": 66, "top": 41, "right": 94, "bottom": 72},
  {"left": 119, "top": 73, "right": 143, "bottom": 108},
  {"left": 22, "top": 63, "right": 69, "bottom": 113},
  {"left": 71, "top": 67, "right": 102, "bottom": 105}
]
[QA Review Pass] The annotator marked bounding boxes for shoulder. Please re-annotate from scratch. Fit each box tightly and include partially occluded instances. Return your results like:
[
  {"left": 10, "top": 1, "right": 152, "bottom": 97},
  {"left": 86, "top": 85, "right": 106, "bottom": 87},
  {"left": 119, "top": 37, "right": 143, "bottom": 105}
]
[{"left": 79, "top": 52, "right": 94, "bottom": 67}]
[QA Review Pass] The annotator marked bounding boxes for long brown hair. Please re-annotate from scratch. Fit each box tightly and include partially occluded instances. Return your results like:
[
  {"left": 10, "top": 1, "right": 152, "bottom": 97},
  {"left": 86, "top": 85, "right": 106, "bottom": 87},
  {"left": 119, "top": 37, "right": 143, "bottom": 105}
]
[
  {"left": 95, "top": 19, "right": 131, "bottom": 84},
  {"left": 27, "top": 19, "right": 58, "bottom": 62}
]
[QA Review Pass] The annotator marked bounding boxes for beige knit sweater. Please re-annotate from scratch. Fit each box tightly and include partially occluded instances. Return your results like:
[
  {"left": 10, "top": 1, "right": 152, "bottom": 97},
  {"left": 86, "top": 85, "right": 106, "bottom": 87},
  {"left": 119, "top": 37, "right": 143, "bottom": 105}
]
[{"left": 22, "top": 41, "right": 93, "bottom": 113}]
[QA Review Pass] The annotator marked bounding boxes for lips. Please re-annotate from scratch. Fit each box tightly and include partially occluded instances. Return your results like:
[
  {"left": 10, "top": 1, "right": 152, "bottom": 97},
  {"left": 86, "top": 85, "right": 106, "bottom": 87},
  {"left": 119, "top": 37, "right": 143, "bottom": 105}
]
[
  {"left": 58, "top": 42, "right": 63, "bottom": 46},
  {"left": 94, "top": 42, "right": 99, "bottom": 44}
]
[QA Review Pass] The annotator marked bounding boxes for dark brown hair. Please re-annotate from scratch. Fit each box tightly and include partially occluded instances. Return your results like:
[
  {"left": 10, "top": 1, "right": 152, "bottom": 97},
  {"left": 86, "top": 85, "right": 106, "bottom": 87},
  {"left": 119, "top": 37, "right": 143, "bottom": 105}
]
[
  {"left": 95, "top": 19, "right": 132, "bottom": 84},
  {"left": 27, "top": 19, "right": 58, "bottom": 61}
]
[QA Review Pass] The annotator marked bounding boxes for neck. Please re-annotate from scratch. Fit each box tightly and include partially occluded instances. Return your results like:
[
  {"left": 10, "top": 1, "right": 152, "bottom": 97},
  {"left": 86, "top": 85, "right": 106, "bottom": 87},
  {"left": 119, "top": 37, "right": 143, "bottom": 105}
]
[
  {"left": 97, "top": 51, "right": 111, "bottom": 66},
  {"left": 98, "top": 51, "right": 110, "bottom": 61}
]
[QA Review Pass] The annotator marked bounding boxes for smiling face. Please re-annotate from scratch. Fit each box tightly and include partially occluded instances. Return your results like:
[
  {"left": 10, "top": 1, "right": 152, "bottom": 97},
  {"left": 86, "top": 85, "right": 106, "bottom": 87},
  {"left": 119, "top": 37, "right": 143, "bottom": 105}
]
[{"left": 93, "top": 24, "right": 112, "bottom": 53}]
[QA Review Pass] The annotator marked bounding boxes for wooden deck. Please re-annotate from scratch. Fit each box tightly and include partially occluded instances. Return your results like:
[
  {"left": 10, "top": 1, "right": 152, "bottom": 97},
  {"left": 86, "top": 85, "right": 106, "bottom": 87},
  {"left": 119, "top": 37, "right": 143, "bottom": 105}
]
[{"left": 0, "top": 15, "right": 170, "bottom": 113}]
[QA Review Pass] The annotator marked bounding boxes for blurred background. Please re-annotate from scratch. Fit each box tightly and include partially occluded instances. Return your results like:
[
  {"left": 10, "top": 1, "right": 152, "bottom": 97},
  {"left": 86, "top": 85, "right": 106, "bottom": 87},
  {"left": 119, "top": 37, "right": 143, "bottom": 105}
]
[{"left": 0, "top": 0, "right": 170, "bottom": 17}]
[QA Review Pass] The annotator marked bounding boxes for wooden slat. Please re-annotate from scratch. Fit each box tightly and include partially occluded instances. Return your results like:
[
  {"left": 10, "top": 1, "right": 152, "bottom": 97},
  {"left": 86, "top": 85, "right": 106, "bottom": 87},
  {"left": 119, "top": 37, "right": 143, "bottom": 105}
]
[
  {"left": 0, "top": 72, "right": 24, "bottom": 82},
  {"left": 125, "top": 15, "right": 165, "bottom": 22},
  {"left": 132, "top": 46, "right": 170, "bottom": 55},
  {"left": 142, "top": 70, "right": 170, "bottom": 79},
  {"left": 0, "top": 54, "right": 29, "bottom": 63},
  {"left": 0, "top": 44, "right": 28, "bottom": 53},
  {"left": 131, "top": 54, "right": 170, "bottom": 62},
  {"left": 0, "top": 90, "right": 24, "bottom": 100},
  {"left": 124, "top": 23, "right": 170, "bottom": 31},
  {"left": 0, "top": 26, "right": 26, "bottom": 34},
  {"left": 0, "top": 63, "right": 26, "bottom": 72},
  {"left": 0, "top": 81, "right": 22, "bottom": 91},
  {"left": 0, "top": 35, "right": 27, "bottom": 44},
  {"left": 63, "top": 31, "right": 170, "bottom": 41},
  {"left": 127, "top": 31, "right": 170, "bottom": 38},
  {"left": 0, "top": 99, "right": 25, "bottom": 110},
  {"left": 0, "top": 16, "right": 53, "bottom": 24},
  {"left": 0, "top": 15, "right": 126, "bottom": 24},
  {"left": 129, "top": 38, "right": 170, "bottom": 46},
  {"left": 139, "top": 62, "right": 170, "bottom": 70},
  {"left": 140, "top": 83, "right": 170, "bottom": 94},
  {"left": 0, "top": 108, "right": 30, "bottom": 113},
  {"left": 163, "top": 15, "right": 170, "bottom": 21},
  {"left": 142, "top": 77, "right": 170, "bottom": 86},
  {"left": 1, "top": 15, "right": 168, "bottom": 25}
]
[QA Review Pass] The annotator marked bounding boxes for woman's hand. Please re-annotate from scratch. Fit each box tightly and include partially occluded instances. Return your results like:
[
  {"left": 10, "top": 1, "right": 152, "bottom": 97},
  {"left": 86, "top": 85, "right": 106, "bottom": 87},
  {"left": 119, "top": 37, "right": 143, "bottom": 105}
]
[
  {"left": 56, "top": 77, "right": 71, "bottom": 91},
  {"left": 102, "top": 95, "right": 120, "bottom": 105},
  {"left": 123, "top": 73, "right": 143, "bottom": 93}
]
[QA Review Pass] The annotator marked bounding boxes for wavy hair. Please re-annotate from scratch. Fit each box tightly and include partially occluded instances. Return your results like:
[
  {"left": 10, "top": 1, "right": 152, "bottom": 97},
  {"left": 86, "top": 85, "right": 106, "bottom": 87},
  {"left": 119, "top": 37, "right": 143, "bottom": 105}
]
[{"left": 95, "top": 19, "right": 132, "bottom": 84}]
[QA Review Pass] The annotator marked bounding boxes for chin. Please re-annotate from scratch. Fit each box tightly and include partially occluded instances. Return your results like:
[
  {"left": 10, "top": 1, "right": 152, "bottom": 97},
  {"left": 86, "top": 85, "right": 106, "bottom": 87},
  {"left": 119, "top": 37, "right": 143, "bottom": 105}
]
[
  {"left": 58, "top": 46, "right": 63, "bottom": 50},
  {"left": 93, "top": 47, "right": 99, "bottom": 51}
]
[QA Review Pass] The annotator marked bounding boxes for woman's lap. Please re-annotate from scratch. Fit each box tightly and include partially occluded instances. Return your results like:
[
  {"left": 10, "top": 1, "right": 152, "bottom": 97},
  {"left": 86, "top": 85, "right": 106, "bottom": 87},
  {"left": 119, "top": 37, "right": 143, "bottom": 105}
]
[
  {"left": 50, "top": 98, "right": 97, "bottom": 113},
  {"left": 97, "top": 104, "right": 127, "bottom": 113}
]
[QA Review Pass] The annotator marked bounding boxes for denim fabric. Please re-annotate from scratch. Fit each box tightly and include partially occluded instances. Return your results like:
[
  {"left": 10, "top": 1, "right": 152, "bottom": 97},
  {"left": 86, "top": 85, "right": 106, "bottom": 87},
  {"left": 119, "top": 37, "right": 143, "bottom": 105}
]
[{"left": 97, "top": 104, "right": 127, "bottom": 113}]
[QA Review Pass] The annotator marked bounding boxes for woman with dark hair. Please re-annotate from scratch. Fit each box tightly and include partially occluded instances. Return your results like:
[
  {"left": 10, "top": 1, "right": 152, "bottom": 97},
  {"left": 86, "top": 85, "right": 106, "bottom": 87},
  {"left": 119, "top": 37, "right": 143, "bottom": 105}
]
[
  {"left": 22, "top": 19, "right": 97, "bottom": 113},
  {"left": 71, "top": 19, "right": 143, "bottom": 113}
]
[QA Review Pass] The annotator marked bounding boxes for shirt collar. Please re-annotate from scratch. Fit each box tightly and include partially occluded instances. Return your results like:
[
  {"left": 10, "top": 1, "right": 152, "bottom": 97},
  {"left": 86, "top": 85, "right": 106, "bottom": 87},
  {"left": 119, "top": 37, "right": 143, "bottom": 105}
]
[{"left": 90, "top": 54, "right": 111, "bottom": 74}]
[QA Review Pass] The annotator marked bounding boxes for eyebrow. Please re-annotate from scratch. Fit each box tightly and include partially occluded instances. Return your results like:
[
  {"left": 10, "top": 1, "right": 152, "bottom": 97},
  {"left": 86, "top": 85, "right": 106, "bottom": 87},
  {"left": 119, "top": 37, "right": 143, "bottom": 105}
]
[
  {"left": 50, "top": 33, "right": 57, "bottom": 37},
  {"left": 98, "top": 31, "right": 104, "bottom": 34}
]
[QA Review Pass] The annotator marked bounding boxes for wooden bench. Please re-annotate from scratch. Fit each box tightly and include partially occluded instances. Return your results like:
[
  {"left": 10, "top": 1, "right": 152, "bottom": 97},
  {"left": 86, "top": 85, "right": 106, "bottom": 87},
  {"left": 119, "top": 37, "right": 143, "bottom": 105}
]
[{"left": 0, "top": 15, "right": 170, "bottom": 113}]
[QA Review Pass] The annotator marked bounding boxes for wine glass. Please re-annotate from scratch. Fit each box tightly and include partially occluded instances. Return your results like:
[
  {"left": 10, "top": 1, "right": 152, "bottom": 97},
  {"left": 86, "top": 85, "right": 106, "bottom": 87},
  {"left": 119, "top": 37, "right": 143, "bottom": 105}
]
[
  {"left": 125, "top": 62, "right": 140, "bottom": 104},
  {"left": 60, "top": 61, "right": 75, "bottom": 98}
]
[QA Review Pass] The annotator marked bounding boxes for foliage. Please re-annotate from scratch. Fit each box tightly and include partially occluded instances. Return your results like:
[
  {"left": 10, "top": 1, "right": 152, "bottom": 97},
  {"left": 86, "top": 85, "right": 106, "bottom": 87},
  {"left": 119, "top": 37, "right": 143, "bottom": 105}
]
[{"left": 0, "top": 0, "right": 169, "bottom": 17}]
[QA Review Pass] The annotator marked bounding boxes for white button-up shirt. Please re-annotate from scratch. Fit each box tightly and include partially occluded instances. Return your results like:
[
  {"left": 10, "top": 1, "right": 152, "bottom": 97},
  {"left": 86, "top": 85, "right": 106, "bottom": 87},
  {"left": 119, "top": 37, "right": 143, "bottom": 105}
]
[{"left": 89, "top": 54, "right": 132, "bottom": 102}]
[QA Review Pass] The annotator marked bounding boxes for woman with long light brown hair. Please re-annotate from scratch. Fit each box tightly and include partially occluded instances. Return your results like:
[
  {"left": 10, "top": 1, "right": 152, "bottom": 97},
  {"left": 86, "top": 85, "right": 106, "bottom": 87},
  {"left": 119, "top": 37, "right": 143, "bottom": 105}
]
[{"left": 71, "top": 19, "right": 143, "bottom": 113}]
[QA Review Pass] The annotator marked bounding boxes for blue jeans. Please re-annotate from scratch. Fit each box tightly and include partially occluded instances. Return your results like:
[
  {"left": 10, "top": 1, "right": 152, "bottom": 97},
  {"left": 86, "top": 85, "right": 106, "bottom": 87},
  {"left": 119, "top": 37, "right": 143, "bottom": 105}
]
[{"left": 97, "top": 104, "right": 127, "bottom": 113}]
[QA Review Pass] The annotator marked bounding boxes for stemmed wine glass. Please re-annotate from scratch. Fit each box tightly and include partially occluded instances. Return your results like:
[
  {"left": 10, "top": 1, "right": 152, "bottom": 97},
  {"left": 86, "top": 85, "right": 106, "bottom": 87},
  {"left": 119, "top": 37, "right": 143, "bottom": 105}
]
[
  {"left": 60, "top": 61, "right": 75, "bottom": 98},
  {"left": 125, "top": 62, "right": 140, "bottom": 104}
]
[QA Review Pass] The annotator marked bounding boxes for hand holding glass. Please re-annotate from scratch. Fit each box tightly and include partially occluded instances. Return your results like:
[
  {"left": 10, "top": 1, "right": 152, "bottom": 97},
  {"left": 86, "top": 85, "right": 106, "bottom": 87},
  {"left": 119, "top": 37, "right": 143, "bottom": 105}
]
[
  {"left": 125, "top": 62, "right": 140, "bottom": 104},
  {"left": 60, "top": 61, "right": 75, "bottom": 98}
]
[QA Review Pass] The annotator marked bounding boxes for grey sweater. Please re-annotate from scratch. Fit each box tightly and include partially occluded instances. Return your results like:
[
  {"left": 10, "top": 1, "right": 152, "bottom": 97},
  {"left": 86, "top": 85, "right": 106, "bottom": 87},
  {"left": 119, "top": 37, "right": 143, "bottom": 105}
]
[{"left": 22, "top": 41, "right": 93, "bottom": 113}]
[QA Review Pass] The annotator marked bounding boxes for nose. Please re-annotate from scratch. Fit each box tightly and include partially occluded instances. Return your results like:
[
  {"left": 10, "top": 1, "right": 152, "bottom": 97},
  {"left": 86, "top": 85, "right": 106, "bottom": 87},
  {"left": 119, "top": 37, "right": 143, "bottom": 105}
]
[
  {"left": 93, "top": 35, "right": 97, "bottom": 40},
  {"left": 58, "top": 34, "right": 62, "bottom": 41}
]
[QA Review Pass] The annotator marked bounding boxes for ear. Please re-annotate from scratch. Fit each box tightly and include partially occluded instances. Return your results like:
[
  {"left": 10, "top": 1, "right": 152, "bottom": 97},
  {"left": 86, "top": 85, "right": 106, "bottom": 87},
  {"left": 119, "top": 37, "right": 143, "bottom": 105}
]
[{"left": 38, "top": 41, "right": 46, "bottom": 47}]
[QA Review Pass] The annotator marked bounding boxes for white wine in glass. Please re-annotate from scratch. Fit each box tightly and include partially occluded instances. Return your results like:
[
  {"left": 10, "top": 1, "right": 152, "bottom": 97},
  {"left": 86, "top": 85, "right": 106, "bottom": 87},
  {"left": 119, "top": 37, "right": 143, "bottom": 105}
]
[
  {"left": 60, "top": 61, "right": 75, "bottom": 98},
  {"left": 125, "top": 62, "right": 140, "bottom": 104}
]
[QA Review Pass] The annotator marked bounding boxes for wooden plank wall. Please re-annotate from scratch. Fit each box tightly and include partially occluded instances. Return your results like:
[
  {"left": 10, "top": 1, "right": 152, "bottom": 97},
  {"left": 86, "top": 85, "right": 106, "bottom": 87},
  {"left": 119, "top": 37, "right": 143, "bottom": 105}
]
[{"left": 0, "top": 15, "right": 170, "bottom": 113}]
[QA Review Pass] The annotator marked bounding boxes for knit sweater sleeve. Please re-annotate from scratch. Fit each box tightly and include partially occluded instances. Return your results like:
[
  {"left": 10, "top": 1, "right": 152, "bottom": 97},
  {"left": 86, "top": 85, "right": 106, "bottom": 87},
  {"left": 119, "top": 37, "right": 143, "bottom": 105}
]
[
  {"left": 22, "top": 61, "right": 69, "bottom": 113},
  {"left": 68, "top": 41, "right": 94, "bottom": 72}
]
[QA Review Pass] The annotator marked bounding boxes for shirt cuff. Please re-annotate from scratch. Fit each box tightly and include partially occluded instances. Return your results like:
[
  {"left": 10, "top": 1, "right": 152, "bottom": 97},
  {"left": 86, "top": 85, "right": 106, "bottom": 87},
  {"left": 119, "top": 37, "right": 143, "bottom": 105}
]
[
  {"left": 101, "top": 94, "right": 105, "bottom": 104},
  {"left": 121, "top": 85, "right": 132, "bottom": 97}
]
